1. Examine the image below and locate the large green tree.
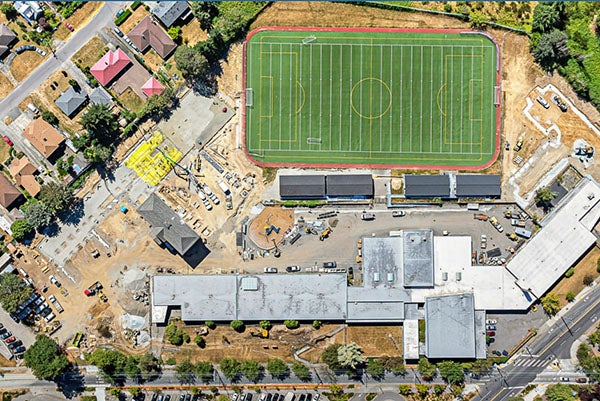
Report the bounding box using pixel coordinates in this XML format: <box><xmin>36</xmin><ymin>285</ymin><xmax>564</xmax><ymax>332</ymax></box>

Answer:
<box><xmin>174</xmin><ymin>46</ymin><xmax>209</xmax><ymax>81</ymax></box>
<box><xmin>175</xmin><ymin>359</ymin><xmax>196</xmax><ymax>383</ymax></box>
<box><xmin>143</xmin><ymin>88</ymin><xmax>177</xmax><ymax>121</ymax></box>
<box><xmin>437</xmin><ymin>361</ymin><xmax>465</xmax><ymax>384</ymax></box>
<box><xmin>11</xmin><ymin>219</ymin><xmax>34</xmax><ymax>242</ymax></box>
<box><xmin>545</xmin><ymin>383</ymin><xmax>576</xmax><ymax>401</ymax></box>
<box><xmin>220</xmin><ymin>358</ymin><xmax>241</xmax><ymax>380</ymax></box>
<box><xmin>138</xmin><ymin>353</ymin><xmax>160</xmax><ymax>380</ymax></box>
<box><xmin>80</xmin><ymin>104</ymin><xmax>118</xmax><ymax>145</ymax></box>
<box><xmin>337</xmin><ymin>342</ymin><xmax>366</xmax><ymax>370</ymax></box>
<box><xmin>86</xmin><ymin>348</ymin><xmax>128</xmax><ymax>383</ymax></box>
<box><xmin>0</xmin><ymin>273</ymin><xmax>32</xmax><ymax>313</ymax></box>
<box><xmin>533</xmin><ymin>30</ymin><xmax>569</xmax><ymax>70</ymax></box>
<box><xmin>24</xmin><ymin>335</ymin><xmax>70</xmax><ymax>380</ymax></box>
<box><xmin>321</xmin><ymin>344</ymin><xmax>342</xmax><ymax>371</ymax></box>
<box><xmin>291</xmin><ymin>361</ymin><xmax>310</xmax><ymax>381</ymax></box>
<box><xmin>532</xmin><ymin>2</ymin><xmax>561</xmax><ymax>33</ymax></box>
<box><xmin>83</xmin><ymin>144</ymin><xmax>112</xmax><ymax>164</ymax></box>
<box><xmin>541</xmin><ymin>293</ymin><xmax>561</xmax><ymax>316</ymax></box>
<box><xmin>240</xmin><ymin>360</ymin><xmax>262</xmax><ymax>382</ymax></box>
<box><xmin>366</xmin><ymin>359</ymin><xmax>384</xmax><ymax>379</ymax></box>
<box><xmin>0</xmin><ymin>3</ymin><xmax>16</xmax><ymax>20</ymax></box>
<box><xmin>195</xmin><ymin>360</ymin><xmax>214</xmax><ymax>383</ymax></box>
<box><xmin>40</xmin><ymin>182</ymin><xmax>74</xmax><ymax>213</ymax></box>
<box><xmin>266</xmin><ymin>358</ymin><xmax>288</xmax><ymax>379</ymax></box>
<box><xmin>418</xmin><ymin>357</ymin><xmax>436</xmax><ymax>381</ymax></box>
<box><xmin>23</xmin><ymin>201</ymin><xmax>53</xmax><ymax>230</ymax></box>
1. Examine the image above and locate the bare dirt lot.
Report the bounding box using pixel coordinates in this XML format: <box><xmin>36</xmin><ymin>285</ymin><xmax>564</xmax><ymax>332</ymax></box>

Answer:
<box><xmin>0</xmin><ymin>72</ymin><xmax>14</xmax><ymax>100</ymax></box>
<box><xmin>71</xmin><ymin>36</ymin><xmax>108</xmax><ymax>70</ymax></box>
<box><xmin>248</xmin><ymin>206</ymin><xmax>294</xmax><ymax>250</ymax></box>
<box><xmin>550</xmin><ymin>246</ymin><xmax>600</xmax><ymax>308</ymax></box>
<box><xmin>346</xmin><ymin>325</ymin><xmax>402</xmax><ymax>357</ymax></box>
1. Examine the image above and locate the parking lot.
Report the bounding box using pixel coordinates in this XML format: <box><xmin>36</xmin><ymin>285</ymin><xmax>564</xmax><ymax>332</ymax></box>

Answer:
<box><xmin>140</xmin><ymin>390</ymin><xmax>324</xmax><ymax>401</ymax></box>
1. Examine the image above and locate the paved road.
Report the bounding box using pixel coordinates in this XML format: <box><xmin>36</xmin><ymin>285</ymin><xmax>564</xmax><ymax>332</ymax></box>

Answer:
<box><xmin>0</xmin><ymin>2</ymin><xmax>124</xmax><ymax>118</ymax></box>
<box><xmin>474</xmin><ymin>283</ymin><xmax>600</xmax><ymax>401</ymax></box>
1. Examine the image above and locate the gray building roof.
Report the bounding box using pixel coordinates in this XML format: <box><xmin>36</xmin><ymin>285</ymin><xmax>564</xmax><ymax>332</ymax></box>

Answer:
<box><xmin>152</xmin><ymin>273</ymin><xmax>347</xmax><ymax>323</ymax></box>
<box><xmin>138</xmin><ymin>193</ymin><xmax>200</xmax><ymax>255</ymax></box>
<box><xmin>326</xmin><ymin>175</ymin><xmax>373</xmax><ymax>197</ymax></box>
<box><xmin>403</xmin><ymin>229</ymin><xmax>434</xmax><ymax>287</ymax></box>
<box><xmin>404</xmin><ymin>175</ymin><xmax>450</xmax><ymax>198</ymax></box>
<box><xmin>455</xmin><ymin>175</ymin><xmax>501</xmax><ymax>198</ymax></box>
<box><xmin>362</xmin><ymin>237</ymin><xmax>403</xmax><ymax>288</ymax></box>
<box><xmin>425</xmin><ymin>293</ymin><xmax>477</xmax><ymax>359</ymax></box>
<box><xmin>152</xmin><ymin>1</ymin><xmax>190</xmax><ymax>28</ymax></box>
<box><xmin>279</xmin><ymin>175</ymin><xmax>325</xmax><ymax>199</ymax></box>
<box><xmin>55</xmin><ymin>87</ymin><xmax>87</xmax><ymax>117</ymax></box>
<box><xmin>89</xmin><ymin>87</ymin><xmax>113</xmax><ymax>106</ymax></box>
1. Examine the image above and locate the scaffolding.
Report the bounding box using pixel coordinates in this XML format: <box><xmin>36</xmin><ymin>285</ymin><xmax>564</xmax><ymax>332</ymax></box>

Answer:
<box><xmin>124</xmin><ymin>131</ymin><xmax>182</xmax><ymax>186</ymax></box>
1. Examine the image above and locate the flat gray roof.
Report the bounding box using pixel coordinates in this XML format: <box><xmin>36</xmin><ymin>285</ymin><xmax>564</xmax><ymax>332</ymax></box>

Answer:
<box><xmin>362</xmin><ymin>237</ymin><xmax>403</xmax><ymax>288</ymax></box>
<box><xmin>455</xmin><ymin>175</ymin><xmax>501</xmax><ymax>198</ymax></box>
<box><xmin>404</xmin><ymin>175</ymin><xmax>450</xmax><ymax>198</ymax></box>
<box><xmin>403</xmin><ymin>230</ymin><xmax>434</xmax><ymax>288</ymax></box>
<box><xmin>425</xmin><ymin>293</ymin><xmax>476</xmax><ymax>359</ymax></box>
<box><xmin>279</xmin><ymin>175</ymin><xmax>325</xmax><ymax>199</ymax></box>
<box><xmin>326</xmin><ymin>175</ymin><xmax>373</xmax><ymax>197</ymax></box>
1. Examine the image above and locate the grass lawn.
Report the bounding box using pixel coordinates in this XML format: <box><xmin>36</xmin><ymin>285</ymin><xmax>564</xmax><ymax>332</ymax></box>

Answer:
<box><xmin>0</xmin><ymin>72</ymin><xmax>14</xmax><ymax>100</ymax></box>
<box><xmin>67</xmin><ymin>2</ymin><xmax>103</xmax><ymax>29</ymax></box>
<box><xmin>0</xmin><ymin>140</ymin><xmax>11</xmax><ymax>164</ymax></box>
<box><xmin>118</xmin><ymin>6</ymin><xmax>149</xmax><ymax>33</ymax></box>
<box><xmin>10</xmin><ymin>51</ymin><xmax>44</xmax><ymax>82</ymax></box>
<box><xmin>245</xmin><ymin>28</ymin><xmax>498</xmax><ymax>168</ymax></box>
<box><xmin>118</xmin><ymin>87</ymin><xmax>145</xmax><ymax>114</ymax></box>
<box><xmin>181</xmin><ymin>20</ymin><xmax>207</xmax><ymax>47</ymax></box>
<box><xmin>71</xmin><ymin>36</ymin><xmax>108</xmax><ymax>70</ymax></box>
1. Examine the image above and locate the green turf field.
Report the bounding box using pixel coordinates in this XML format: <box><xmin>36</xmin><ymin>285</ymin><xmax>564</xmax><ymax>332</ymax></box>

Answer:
<box><xmin>245</xmin><ymin>29</ymin><xmax>498</xmax><ymax>168</ymax></box>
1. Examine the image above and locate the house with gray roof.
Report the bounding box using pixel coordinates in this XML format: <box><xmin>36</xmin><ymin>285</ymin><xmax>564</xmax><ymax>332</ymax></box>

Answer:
<box><xmin>152</xmin><ymin>1</ymin><xmax>191</xmax><ymax>28</ymax></box>
<box><xmin>89</xmin><ymin>87</ymin><xmax>113</xmax><ymax>106</ymax></box>
<box><xmin>0</xmin><ymin>24</ymin><xmax>17</xmax><ymax>59</ymax></box>
<box><xmin>55</xmin><ymin>87</ymin><xmax>87</xmax><ymax>118</ymax></box>
<box><xmin>138</xmin><ymin>193</ymin><xmax>200</xmax><ymax>255</ymax></box>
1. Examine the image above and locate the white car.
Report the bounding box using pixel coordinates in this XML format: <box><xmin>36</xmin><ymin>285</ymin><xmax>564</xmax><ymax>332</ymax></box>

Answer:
<box><xmin>44</xmin><ymin>312</ymin><xmax>56</xmax><ymax>322</ymax></box>
<box><xmin>49</xmin><ymin>275</ymin><xmax>61</xmax><ymax>287</ymax></box>
<box><xmin>392</xmin><ymin>211</ymin><xmax>406</xmax><ymax>217</ymax></box>
<box><xmin>264</xmin><ymin>267</ymin><xmax>278</xmax><ymax>273</ymax></box>
<box><xmin>486</xmin><ymin>319</ymin><xmax>497</xmax><ymax>325</ymax></box>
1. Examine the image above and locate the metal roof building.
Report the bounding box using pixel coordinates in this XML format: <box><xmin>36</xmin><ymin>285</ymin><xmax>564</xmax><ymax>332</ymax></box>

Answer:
<box><xmin>326</xmin><ymin>175</ymin><xmax>373</xmax><ymax>198</ymax></box>
<box><xmin>279</xmin><ymin>175</ymin><xmax>325</xmax><ymax>199</ymax></box>
<box><xmin>425</xmin><ymin>293</ymin><xmax>482</xmax><ymax>359</ymax></box>
<box><xmin>455</xmin><ymin>175</ymin><xmax>501</xmax><ymax>198</ymax></box>
<box><xmin>403</xmin><ymin>230</ymin><xmax>434</xmax><ymax>287</ymax></box>
<box><xmin>404</xmin><ymin>175</ymin><xmax>450</xmax><ymax>198</ymax></box>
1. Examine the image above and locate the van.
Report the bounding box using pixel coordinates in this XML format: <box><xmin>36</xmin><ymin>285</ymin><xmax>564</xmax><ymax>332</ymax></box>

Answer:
<box><xmin>18</xmin><ymin>268</ymin><xmax>28</xmax><ymax>277</ymax></box>
<box><xmin>27</xmin><ymin>103</ymin><xmax>39</xmax><ymax>114</ymax></box>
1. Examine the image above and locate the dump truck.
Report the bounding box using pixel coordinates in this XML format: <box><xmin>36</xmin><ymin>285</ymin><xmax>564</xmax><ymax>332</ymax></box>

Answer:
<box><xmin>48</xmin><ymin>294</ymin><xmax>64</xmax><ymax>313</ymax></box>
<box><xmin>474</xmin><ymin>214</ymin><xmax>488</xmax><ymax>221</ymax></box>
<box><xmin>84</xmin><ymin>281</ymin><xmax>103</xmax><ymax>296</ymax></box>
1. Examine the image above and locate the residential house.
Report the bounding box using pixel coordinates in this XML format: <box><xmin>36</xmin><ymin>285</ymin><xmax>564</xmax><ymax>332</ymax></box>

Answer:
<box><xmin>55</xmin><ymin>87</ymin><xmax>88</xmax><ymax>118</ymax></box>
<box><xmin>141</xmin><ymin>76</ymin><xmax>164</xmax><ymax>97</ymax></box>
<box><xmin>0</xmin><ymin>24</ymin><xmax>17</xmax><ymax>59</ymax></box>
<box><xmin>89</xmin><ymin>86</ymin><xmax>113</xmax><ymax>106</ymax></box>
<box><xmin>128</xmin><ymin>16</ymin><xmax>177</xmax><ymax>59</ymax></box>
<box><xmin>151</xmin><ymin>1</ymin><xmax>191</xmax><ymax>28</ymax></box>
<box><xmin>9</xmin><ymin>156</ymin><xmax>40</xmax><ymax>197</ymax></box>
<box><xmin>22</xmin><ymin>119</ymin><xmax>65</xmax><ymax>162</ymax></box>
<box><xmin>90</xmin><ymin>49</ymin><xmax>132</xmax><ymax>87</ymax></box>
<box><xmin>13</xmin><ymin>1</ymin><xmax>43</xmax><ymax>24</ymax></box>
<box><xmin>0</xmin><ymin>174</ymin><xmax>24</xmax><ymax>210</ymax></box>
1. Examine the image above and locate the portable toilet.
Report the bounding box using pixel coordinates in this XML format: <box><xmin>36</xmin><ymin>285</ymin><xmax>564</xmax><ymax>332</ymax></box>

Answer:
<box><xmin>120</xmin><ymin>205</ymin><xmax>128</xmax><ymax>214</ymax></box>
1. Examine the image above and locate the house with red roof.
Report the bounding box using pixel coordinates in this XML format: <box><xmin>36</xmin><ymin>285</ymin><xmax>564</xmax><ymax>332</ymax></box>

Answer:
<box><xmin>90</xmin><ymin>49</ymin><xmax>132</xmax><ymax>87</ymax></box>
<box><xmin>141</xmin><ymin>77</ymin><xmax>164</xmax><ymax>97</ymax></box>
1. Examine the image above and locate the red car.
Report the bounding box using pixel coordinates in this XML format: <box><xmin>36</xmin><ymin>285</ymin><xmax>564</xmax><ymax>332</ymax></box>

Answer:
<box><xmin>3</xmin><ymin>136</ymin><xmax>13</xmax><ymax>146</ymax></box>
<box><xmin>5</xmin><ymin>336</ymin><xmax>16</xmax><ymax>343</ymax></box>
<box><xmin>64</xmin><ymin>22</ymin><xmax>74</xmax><ymax>32</ymax></box>
<box><xmin>486</xmin><ymin>331</ymin><xmax>496</xmax><ymax>337</ymax></box>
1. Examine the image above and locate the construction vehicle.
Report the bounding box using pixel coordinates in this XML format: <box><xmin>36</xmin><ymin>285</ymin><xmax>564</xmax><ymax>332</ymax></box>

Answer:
<box><xmin>506</xmin><ymin>233</ymin><xmax>521</xmax><ymax>243</ymax></box>
<box><xmin>576</xmin><ymin>146</ymin><xmax>594</xmax><ymax>158</ymax></box>
<box><xmin>504</xmin><ymin>209</ymin><xmax>513</xmax><ymax>219</ymax></box>
<box><xmin>98</xmin><ymin>291</ymin><xmax>108</xmax><ymax>302</ymax></box>
<box><xmin>474</xmin><ymin>214</ymin><xmax>488</xmax><ymax>221</ymax></box>
<box><xmin>84</xmin><ymin>281</ymin><xmax>103</xmax><ymax>296</ymax></box>
<box><xmin>510</xmin><ymin>219</ymin><xmax>526</xmax><ymax>227</ymax></box>
<box><xmin>357</xmin><ymin>238</ymin><xmax>362</xmax><ymax>249</ymax></box>
<box><xmin>72</xmin><ymin>332</ymin><xmax>84</xmax><ymax>347</ymax></box>
<box><xmin>514</xmin><ymin>136</ymin><xmax>524</xmax><ymax>152</ymax></box>
<box><xmin>249</xmin><ymin>329</ymin><xmax>269</xmax><ymax>339</ymax></box>
<box><xmin>319</xmin><ymin>227</ymin><xmax>332</xmax><ymax>241</ymax></box>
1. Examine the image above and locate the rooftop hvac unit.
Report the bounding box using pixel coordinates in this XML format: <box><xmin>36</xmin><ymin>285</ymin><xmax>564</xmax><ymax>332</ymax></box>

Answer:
<box><xmin>442</xmin><ymin>272</ymin><xmax>448</xmax><ymax>281</ymax></box>
<box><xmin>456</xmin><ymin>272</ymin><xmax>462</xmax><ymax>281</ymax></box>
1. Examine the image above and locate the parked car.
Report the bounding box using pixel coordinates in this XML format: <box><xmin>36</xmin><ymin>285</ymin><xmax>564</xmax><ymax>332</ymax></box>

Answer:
<box><xmin>64</xmin><ymin>22</ymin><xmax>74</xmax><ymax>32</ymax></box>
<box><xmin>34</xmin><ymin>302</ymin><xmax>49</xmax><ymax>314</ymax></box>
<box><xmin>35</xmin><ymin>48</ymin><xmax>46</xmax><ymax>56</ymax></box>
<box><xmin>576</xmin><ymin>378</ymin><xmax>587</xmax><ymax>383</ymax></box>
<box><xmin>5</xmin><ymin>336</ymin><xmax>16</xmax><ymax>343</ymax></box>
<box><xmin>348</xmin><ymin>266</ymin><xmax>354</xmax><ymax>279</ymax></box>
<box><xmin>502</xmin><ymin>350</ymin><xmax>509</xmax><ymax>356</ymax></box>
<box><xmin>286</xmin><ymin>266</ymin><xmax>301</xmax><ymax>272</ymax></box>
<box><xmin>44</xmin><ymin>312</ymin><xmax>56</xmax><ymax>322</ymax></box>
<box><xmin>113</xmin><ymin>27</ymin><xmax>124</xmax><ymax>37</ymax></box>
<box><xmin>486</xmin><ymin>319</ymin><xmax>497</xmax><ymax>325</ymax></box>
<box><xmin>49</xmin><ymin>275</ymin><xmax>61</xmax><ymax>287</ymax></box>
<box><xmin>323</xmin><ymin>261</ymin><xmax>337</xmax><ymax>268</ymax></box>
<box><xmin>560</xmin><ymin>377</ymin><xmax>570</xmax><ymax>382</ymax></box>
<box><xmin>178</xmin><ymin>394</ymin><xmax>185</xmax><ymax>401</ymax></box>
<box><xmin>0</xmin><ymin>331</ymin><xmax>11</xmax><ymax>340</ymax></box>
<box><xmin>3</xmin><ymin>136</ymin><xmax>13</xmax><ymax>146</ymax></box>
<box><xmin>231</xmin><ymin>394</ymin><xmax>239</xmax><ymax>401</ymax></box>
<box><xmin>264</xmin><ymin>267</ymin><xmax>278</xmax><ymax>273</ymax></box>
<box><xmin>536</xmin><ymin>96</ymin><xmax>550</xmax><ymax>109</ymax></box>
<box><xmin>491</xmin><ymin>350</ymin><xmax>501</xmax><ymax>356</ymax></box>
<box><xmin>360</xmin><ymin>213</ymin><xmax>376</xmax><ymax>221</ymax></box>
<box><xmin>486</xmin><ymin>331</ymin><xmax>496</xmax><ymax>337</ymax></box>
<box><xmin>8</xmin><ymin>340</ymin><xmax>22</xmax><ymax>350</ymax></box>
<box><xmin>392</xmin><ymin>210</ymin><xmax>406</xmax><ymax>217</ymax></box>
<box><xmin>13</xmin><ymin>345</ymin><xmax>25</xmax><ymax>354</ymax></box>
<box><xmin>486</xmin><ymin>325</ymin><xmax>497</xmax><ymax>331</ymax></box>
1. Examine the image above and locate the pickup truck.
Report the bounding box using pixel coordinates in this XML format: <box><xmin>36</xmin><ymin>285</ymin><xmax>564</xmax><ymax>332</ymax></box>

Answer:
<box><xmin>489</xmin><ymin>216</ymin><xmax>504</xmax><ymax>233</ymax></box>
<box><xmin>48</xmin><ymin>294</ymin><xmax>64</xmax><ymax>313</ymax></box>
<box><xmin>510</xmin><ymin>219</ymin><xmax>526</xmax><ymax>227</ymax></box>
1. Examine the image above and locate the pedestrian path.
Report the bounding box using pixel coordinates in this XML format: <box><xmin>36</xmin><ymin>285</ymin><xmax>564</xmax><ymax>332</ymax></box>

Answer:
<box><xmin>511</xmin><ymin>356</ymin><xmax>549</xmax><ymax>368</ymax></box>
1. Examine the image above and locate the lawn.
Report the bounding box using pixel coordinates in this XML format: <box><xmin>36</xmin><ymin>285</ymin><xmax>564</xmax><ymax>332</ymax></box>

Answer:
<box><xmin>118</xmin><ymin>87</ymin><xmax>145</xmax><ymax>114</ymax></box>
<box><xmin>71</xmin><ymin>36</ymin><xmax>108</xmax><ymax>70</ymax></box>
<box><xmin>181</xmin><ymin>19</ymin><xmax>207</xmax><ymax>47</ymax></box>
<box><xmin>10</xmin><ymin>51</ymin><xmax>44</xmax><ymax>82</ymax></box>
<box><xmin>0</xmin><ymin>72</ymin><xmax>14</xmax><ymax>100</ymax></box>
<box><xmin>245</xmin><ymin>28</ymin><xmax>499</xmax><ymax>169</ymax></box>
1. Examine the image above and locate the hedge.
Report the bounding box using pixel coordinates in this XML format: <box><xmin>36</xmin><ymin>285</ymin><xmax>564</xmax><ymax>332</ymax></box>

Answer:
<box><xmin>131</xmin><ymin>1</ymin><xmax>142</xmax><ymax>10</ymax></box>
<box><xmin>115</xmin><ymin>9</ymin><xmax>132</xmax><ymax>26</ymax></box>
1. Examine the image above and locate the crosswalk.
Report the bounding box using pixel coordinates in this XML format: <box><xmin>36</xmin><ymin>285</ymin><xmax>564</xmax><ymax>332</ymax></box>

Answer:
<box><xmin>511</xmin><ymin>357</ymin><xmax>549</xmax><ymax>368</ymax></box>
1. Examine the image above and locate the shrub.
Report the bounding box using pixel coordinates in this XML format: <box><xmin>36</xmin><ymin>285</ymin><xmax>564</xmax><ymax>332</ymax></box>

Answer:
<box><xmin>284</xmin><ymin>320</ymin><xmax>299</xmax><ymax>329</ymax></box>
<box><xmin>312</xmin><ymin>320</ymin><xmax>322</xmax><ymax>329</ymax></box>
<box><xmin>205</xmin><ymin>321</ymin><xmax>216</xmax><ymax>330</ymax></box>
<box><xmin>564</xmin><ymin>267</ymin><xmax>575</xmax><ymax>278</ymax></box>
<box><xmin>259</xmin><ymin>320</ymin><xmax>272</xmax><ymax>330</ymax></box>
<box><xmin>194</xmin><ymin>335</ymin><xmax>206</xmax><ymax>348</ymax></box>
<box><xmin>566</xmin><ymin>292</ymin><xmax>575</xmax><ymax>302</ymax></box>
<box><xmin>583</xmin><ymin>274</ymin><xmax>594</xmax><ymax>286</ymax></box>
<box><xmin>165</xmin><ymin>358</ymin><xmax>176</xmax><ymax>365</ymax></box>
<box><xmin>131</xmin><ymin>1</ymin><xmax>142</xmax><ymax>10</ymax></box>
<box><xmin>230</xmin><ymin>320</ymin><xmax>245</xmax><ymax>332</ymax></box>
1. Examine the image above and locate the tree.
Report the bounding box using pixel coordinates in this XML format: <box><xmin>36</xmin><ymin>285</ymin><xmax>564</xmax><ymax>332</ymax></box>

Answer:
<box><xmin>312</xmin><ymin>320</ymin><xmax>322</xmax><ymax>329</ymax></box>
<box><xmin>533</xmin><ymin>30</ymin><xmax>569</xmax><ymax>70</ymax></box>
<box><xmin>84</xmin><ymin>144</ymin><xmax>112</xmax><ymax>164</ymax></box>
<box><xmin>85</xmin><ymin>349</ymin><xmax>127</xmax><ymax>383</ymax></box>
<box><xmin>174</xmin><ymin>46</ymin><xmax>209</xmax><ymax>81</ymax></box>
<box><xmin>329</xmin><ymin>384</ymin><xmax>343</xmax><ymax>398</ymax></box>
<box><xmin>366</xmin><ymin>359</ymin><xmax>384</xmax><ymax>379</ymax></box>
<box><xmin>566</xmin><ymin>291</ymin><xmax>575</xmax><ymax>302</ymax></box>
<box><xmin>240</xmin><ymin>360</ymin><xmax>262</xmax><ymax>382</ymax></box>
<box><xmin>0</xmin><ymin>273</ymin><xmax>32</xmax><ymax>314</ymax></box>
<box><xmin>165</xmin><ymin>323</ymin><xmax>184</xmax><ymax>346</ymax></box>
<box><xmin>230</xmin><ymin>320</ymin><xmax>244</xmax><ymax>332</ymax></box>
<box><xmin>138</xmin><ymin>353</ymin><xmax>160</xmax><ymax>380</ymax></box>
<box><xmin>589</xmin><ymin>327</ymin><xmax>600</xmax><ymax>346</ymax></box>
<box><xmin>284</xmin><ymin>320</ymin><xmax>299</xmax><ymax>329</ymax></box>
<box><xmin>175</xmin><ymin>359</ymin><xmax>196</xmax><ymax>383</ymax></box>
<box><xmin>129</xmin><ymin>387</ymin><xmax>141</xmax><ymax>398</ymax></box>
<box><xmin>143</xmin><ymin>88</ymin><xmax>177</xmax><ymax>120</ymax></box>
<box><xmin>545</xmin><ymin>383</ymin><xmax>576</xmax><ymax>401</ymax></box>
<box><xmin>398</xmin><ymin>384</ymin><xmax>412</xmax><ymax>396</ymax></box>
<box><xmin>205</xmin><ymin>321</ymin><xmax>216</xmax><ymax>329</ymax></box>
<box><xmin>72</xmin><ymin>132</ymin><xmax>92</xmax><ymax>150</ymax></box>
<box><xmin>23</xmin><ymin>201</ymin><xmax>53</xmax><ymax>230</ymax></box>
<box><xmin>219</xmin><ymin>358</ymin><xmax>241</xmax><ymax>380</ymax></box>
<box><xmin>24</xmin><ymin>335</ymin><xmax>70</xmax><ymax>380</ymax></box>
<box><xmin>0</xmin><ymin>3</ymin><xmax>16</xmax><ymax>20</ymax></box>
<box><xmin>433</xmin><ymin>384</ymin><xmax>445</xmax><ymax>396</ymax></box>
<box><xmin>266</xmin><ymin>358</ymin><xmax>288</xmax><ymax>379</ymax></box>
<box><xmin>11</xmin><ymin>219</ymin><xmax>34</xmax><ymax>242</ymax></box>
<box><xmin>437</xmin><ymin>361</ymin><xmax>465</xmax><ymax>384</ymax></box>
<box><xmin>418</xmin><ymin>357</ymin><xmax>436</xmax><ymax>381</ymax></box>
<box><xmin>291</xmin><ymin>361</ymin><xmax>310</xmax><ymax>380</ymax></box>
<box><xmin>321</xmin><ymin>344</ymin><xmax>342</xmax><ymax>370</ymax></box>
<box><xmin>167</xmin><ymin>26</ymin><xmax>182</xmax><ymax>42</ymax></box>
<box><xmin>195</xmin><ymin>360</ymin><xmax>213</xmax><ymax>383</ymax></box>
<box><xmin>584</xmin><ymin>274</ymin><xmax>594</xmax><ymax>286</ymax></box>
<box><xmin>541</xmin><ymin>293</ymin><xmax>561</xmax><ymax>315</ymax></box>
<box><xmin>469</xmin><ymin>11</ymin><xmax>486</xmax><ymax>28</ymax></box>
<box><xmin>190</xmin><ymin>2</ymin><xmax>217</xmax><ymax>30</ymax></box>
<box><xmin>337</xmin><ymin>342</ymin><xmax>366</xmax><ymax>370</ymax></box>
<box><xmin>532</xmin><ymin>2</ymin><xmax>560</xmax><ymax>33</ymax></box>
<box><xmin>41</xmin><ymin>110</ymin><xmax>58</xmax><ymax>126</ymax></box>
<box><xmin>40</xmin><ymin>182</ymin><xmax>73</xmax><ymax>213</ymax></box>
<box><xmin>80</xmin><ymin>104</ymin><xmax>118</xmax><ymax>144</ymax></box>
<box><xmin>381</xmin><ymin>356</ymin><xmax>406</xmax><ymax>375</ymax></box>
<box><xmin>124</xmin><ymin>355</ymin><xmax>141</xmax><ymax>379</ymax></box>
<box><xmin>194</xmin><ymin>335</ymin><xmax>206</xmax><ymax>348</ymax></box>
<box><xmin>415</xmin><ymin>384</ymin><xmax>429</xmax><ymax>397</ymax></box>
<box><xmin>259</xmin><ymin>320</ymin><xmax>272</xmax><ymax>330</ymax></box>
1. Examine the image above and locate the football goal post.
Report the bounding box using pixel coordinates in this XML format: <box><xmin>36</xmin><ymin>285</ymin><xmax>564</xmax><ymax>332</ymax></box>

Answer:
<box><xmin>302</xmin><ymin>36</ymin><xmax>317</xmax><ymax>45</ymax></box>
<box><xmin>307</xmin><ymin>137</ymin><xmax>322</xmax><ymax>145</ymax></box>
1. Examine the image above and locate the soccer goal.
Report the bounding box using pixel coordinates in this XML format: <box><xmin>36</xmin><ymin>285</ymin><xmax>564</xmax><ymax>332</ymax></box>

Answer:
<box><xmin>307</xmin><ymin>137</ymin><xmax>322</xmax><ymax>145</ymax></box>
<box><xmin>302</xmin><ymin>36</ymin><xmax>317</xmax><ymax>45</ymax></box>
<box><xmin>246</xmin><ymin>88</ymin><xmax>254</xmax><ymax>107</ymax></box>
